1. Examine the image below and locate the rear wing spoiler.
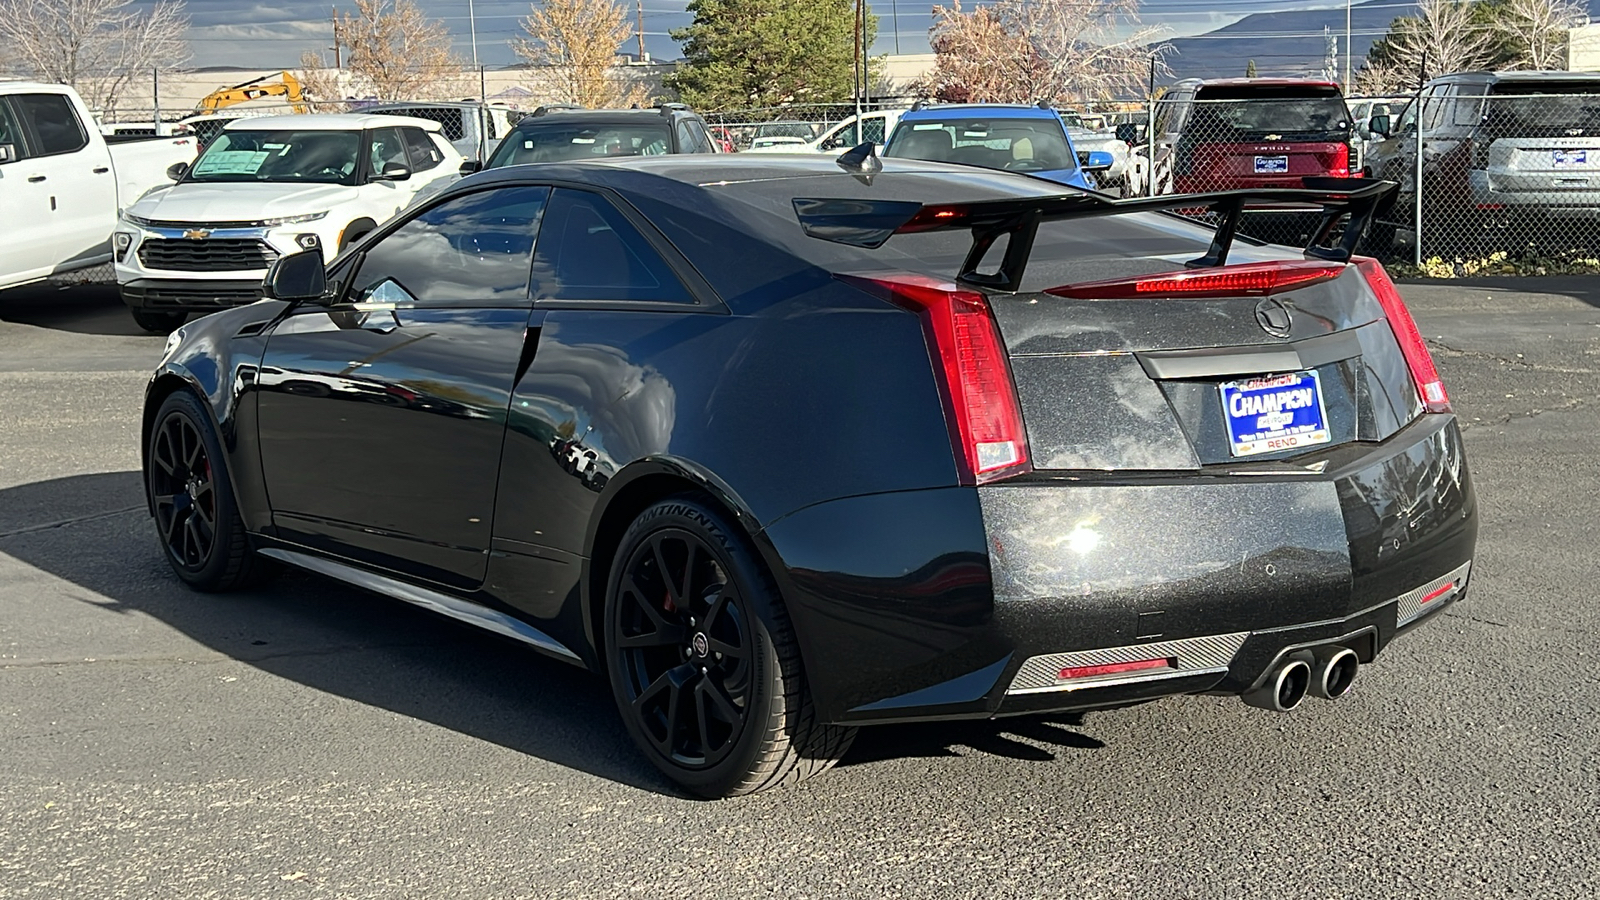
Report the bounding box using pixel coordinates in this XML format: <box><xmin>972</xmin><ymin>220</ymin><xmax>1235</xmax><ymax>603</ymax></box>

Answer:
<box><xmin>792</xmin><ymin>177</ymin><xmax>1398</xmax><ymax>292</ymax></box>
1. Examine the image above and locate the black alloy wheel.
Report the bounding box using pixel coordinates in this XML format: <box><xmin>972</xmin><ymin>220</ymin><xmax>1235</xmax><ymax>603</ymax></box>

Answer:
<box><xmin>605</xmin><ymin>498</ymin><xmax>855</xmax><ymax>798</ymax></box>
<box><xmin>145</xmin><ymin>391</ymin><xmax>272</xmax><ymax>591</ymax></box>
<box><xmin>150</xmin><ymin>409</ymin><xmax>217</xmax><ymax>570</ymax></box>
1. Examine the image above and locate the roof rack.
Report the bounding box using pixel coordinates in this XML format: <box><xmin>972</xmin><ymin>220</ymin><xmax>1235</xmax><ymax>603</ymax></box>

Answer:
<box><xmin>531</xmin><ymin>104</ymin><xmax>583</xmax><ymax>117</ymax></box>
<box><xmin>655</xmin><ymin>102</ymin><xmax>689</xmax><ymax>117</ymax></box>
<box><xmin>792</xmin><ymin>178</ymin><xmax>1398</xmax><ymax>292</ymax></box>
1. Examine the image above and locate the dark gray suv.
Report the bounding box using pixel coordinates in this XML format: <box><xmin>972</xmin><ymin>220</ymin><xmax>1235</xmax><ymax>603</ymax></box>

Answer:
<box><xmin>469</xmin><ymin>104</ymin><xmax>718</xmax><ymax>173</ymax></box>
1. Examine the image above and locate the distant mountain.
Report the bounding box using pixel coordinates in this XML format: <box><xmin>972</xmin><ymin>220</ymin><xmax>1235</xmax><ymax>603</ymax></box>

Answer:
<box><xmin>1155</xmin><ymin>0</ymin><xmax>1600</xmax><ymax>85</ymax></box>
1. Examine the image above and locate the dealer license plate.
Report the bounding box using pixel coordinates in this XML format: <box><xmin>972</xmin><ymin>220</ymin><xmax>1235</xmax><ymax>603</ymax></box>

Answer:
<box><xmin>1254</xmin><ymin>155</ymin><xmax>1289</xmax><ymax>174</ymax></box>
<box><xmin>1220</xmin><ymin>371</ymin><xmax>1331</xmax><ymax>457</ymax></box>
<box><xmin>1552</xmin><ymin>149</ymin><xmax>1589</xmax><ymax>168</ymax></box>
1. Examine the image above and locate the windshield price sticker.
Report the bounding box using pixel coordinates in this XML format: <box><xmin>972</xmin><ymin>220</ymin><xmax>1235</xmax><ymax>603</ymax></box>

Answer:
<box><xmin>1220</xmin><ymin>371</ymin><xmax>1331</xmax><ymax>457</ymax></box>
<box><xmin>192</xmin><ymin>150</ymin><xmax>270</xmax><ymax>176</ymax></box>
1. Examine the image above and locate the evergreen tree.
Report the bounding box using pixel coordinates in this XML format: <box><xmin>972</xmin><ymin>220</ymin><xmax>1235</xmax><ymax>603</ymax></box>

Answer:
<box><xmin>667</xmin><ymin>0</ymin><xmax>874</xmax><ymax>109</ymax></box>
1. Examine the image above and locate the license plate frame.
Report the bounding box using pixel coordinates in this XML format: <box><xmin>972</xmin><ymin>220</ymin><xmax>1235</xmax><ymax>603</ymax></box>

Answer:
<box><xmin>1254</xmin><ymin>155</ymin><xmax>1289</xmax><ymax>174</ymax></box>
<box><xmin>1219</xmin><ymin>370</ymin><xmax>1331</xmax><ymax>458</ymax></box>
<box><xmin>1552</xmin><ymin>149</ymin><xmax>1589</xmax><ymax>168</ymax></box>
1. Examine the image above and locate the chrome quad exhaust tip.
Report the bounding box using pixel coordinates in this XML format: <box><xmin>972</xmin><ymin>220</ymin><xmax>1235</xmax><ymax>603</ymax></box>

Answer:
<box><xmin>1241</xmin><ymin>658</ymin><xmax>1312</xmax><ymax>712</ymax></box>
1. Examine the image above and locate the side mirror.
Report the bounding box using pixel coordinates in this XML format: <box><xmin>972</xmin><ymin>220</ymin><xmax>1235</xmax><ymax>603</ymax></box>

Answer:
<box><xmin>458</xmin><ymin>159</ymin><xmax>484</xmax><ymax>176</ymax></box>
<box><xmin>1114</xmin><ymin>123</ymin><xmax>1140</xmax><ymax>145</ymax></box>
<box><xmin>0</xmin><ymin>143</ymin><xmax>17</xmax><ymax>164</ymax></box>
<box><xmin>166</xmin><ymin>161</ymin><xmax>189</xmax><ymax>181</ymax></box>
<box><xmin>1369</xmin><ymin>115</ymin><xmax>1391</xmax><ymax>138</ymax></box>
<box><xmin>1082</xmin><ymin>151</ymin><xmax>1115</xmax><ymax>173</ymax></box>
<box><xmin>374</xmin><ymin>163</ymin><xmax>411</xmax><ymax>182</ymax></box>
<box><xmin>263</xmin><ymin>249</ymin><xmax>328</xmax><ymax>303</ymax></box>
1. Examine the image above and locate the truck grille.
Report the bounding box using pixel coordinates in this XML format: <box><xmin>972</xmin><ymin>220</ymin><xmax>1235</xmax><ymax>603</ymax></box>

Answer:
<box><xmin>138</xmin><ymin>238</ymin><xmax>279</xmax><ymax>272</ymax></box>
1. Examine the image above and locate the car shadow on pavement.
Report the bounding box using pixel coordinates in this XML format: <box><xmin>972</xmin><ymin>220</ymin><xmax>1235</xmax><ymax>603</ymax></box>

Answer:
<box><xmin>0</xmin><ymin>281</ymin><xmax>156</xmax><ymax>337</ymax></box>
<box><xmin>1</xmin><ymin>470</ymin><xmax>1111</xmax><ymax>795</ymax></box>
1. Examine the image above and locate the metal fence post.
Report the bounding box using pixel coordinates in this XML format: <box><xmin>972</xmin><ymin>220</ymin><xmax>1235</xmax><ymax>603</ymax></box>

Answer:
<box><xmin>1147</xmin><ymin>57</ymin><xmax>1157</xmax><ymax>198</ymax></box>
<box><xmin>1413</xmin><ymin>52</ymin><xmax>1426</xmax><ymax>266</ymax></box>
<box><xmin>479</xmin><ymin>65</ymin><xmax>489</xmax><ymax>164</ymax></box>
<box><xmin>152</xmin><ymin>68</ymin><xmax>161</xmax><ymax>135</ymax></box>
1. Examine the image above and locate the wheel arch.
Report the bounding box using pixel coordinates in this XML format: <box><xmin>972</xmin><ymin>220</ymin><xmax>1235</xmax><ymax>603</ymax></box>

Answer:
<box><xmin>339</xmin><ymin>217</ymin><xmax>379</xmax><ymax>251</ymax></box>
<box><xmin>580</xmin><ymin>458</ymin><xmax>788</xmax><ymax>673</ymax></box>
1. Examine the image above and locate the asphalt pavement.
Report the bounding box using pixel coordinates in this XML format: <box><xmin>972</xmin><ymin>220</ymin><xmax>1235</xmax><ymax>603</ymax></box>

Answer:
<box><xmin>1</xmin><ymin>278</ymin><xmax>1596</xmax><ymax>899</ymax></box>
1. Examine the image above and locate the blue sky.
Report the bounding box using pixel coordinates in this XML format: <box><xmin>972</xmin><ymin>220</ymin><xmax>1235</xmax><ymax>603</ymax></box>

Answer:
<box><xmin>170</xmin><ymin>0</ymin><xmax>1345</xmax><ymax>68</ymax></box>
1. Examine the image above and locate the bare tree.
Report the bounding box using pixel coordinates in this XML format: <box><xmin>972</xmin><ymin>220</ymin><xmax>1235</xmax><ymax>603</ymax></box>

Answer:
<box><xmin>513</xmin><ymin>0</ymin><xmax>648</xmax><ymax>108</ymax></box>
<box><xmin>923</xmin><ymin>0</ymin><xmax>1166</xmax><ymax>104</ymax></box>
<box><xmin>336</xmin><ymin>0</ymin><xmax>465</xmax><ymax>101</ymax></box>
<box><xmin>1498</xmin><ymin>0</ymin><xmax>1586</xmax><ymax>70</ymax></box>
<box><xmin>0</xmin><ymin>0</ymin><xmax>189</xmax><ymax>115</ymax></box>
<box><xmin>1360</xmin><ymin>0</ymin><xmax>1499</xmax><ymax>93</ymax></box>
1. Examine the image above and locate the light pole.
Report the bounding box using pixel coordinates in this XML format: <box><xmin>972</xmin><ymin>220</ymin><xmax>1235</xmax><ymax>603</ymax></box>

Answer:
<box><xmin>468</xmin><ymin>0</ymin><xmax>480</xmax><ymax>68</ymax></box>
<box><xmin>1344</xmin><ymin>0</ymin><xmax>1351</xmax><ymax>90</ymax></box>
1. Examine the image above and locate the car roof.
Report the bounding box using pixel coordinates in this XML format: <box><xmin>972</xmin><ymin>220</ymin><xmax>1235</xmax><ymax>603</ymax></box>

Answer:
<box><xmin>1430</xmin><ymin>70</ymin><xmax>1600</xmax><ymax>83</ymax></box>
<box><xmin>1176</xmin><ymin>78</ymin><xmax>1340</xmax><ymax>88</ymax></box>
<box><xmin>900</xmin><ymin>104</ymin><xmax>1062</xmax><ymax>120</ymax></box>
<box><xmin>510</xmin><ymin>109</ymin><xmax>682</xmax><ymax>129</ymax></box>
<box><xmin>222</xmin><ymin>113</ymin><xmax>443</xmax><ymax>131</ymax></box>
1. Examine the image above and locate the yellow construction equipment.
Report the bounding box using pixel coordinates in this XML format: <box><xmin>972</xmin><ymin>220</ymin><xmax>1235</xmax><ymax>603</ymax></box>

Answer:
<box><xmin>195</xmin><ymin>72</ymin><xmax>309</xmax><ymax>115</ymax></box>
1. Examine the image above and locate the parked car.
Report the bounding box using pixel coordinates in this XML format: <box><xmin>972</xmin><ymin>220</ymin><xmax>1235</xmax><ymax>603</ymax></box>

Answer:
<box><xmin>1348</xmin><ymin>96</ymin><xmax>1408</xmax><ymax>170</ymax></box>
<box><xmin>114</xmin><ymin>113</ymin><xmax>462</xmax><ymax>332</ymax></box>
<box><xmin>744</xmin><ymin>110</ymin><xmax>904</xmax><ymax>154</ymax></box>
<box><xmin>882</xmin><ymin>103</ymin><xmax>1113</xmax><ymax>189</ymax></box>
<box><xmin>1151</xmin><ymin>79</ymin><xmax>1353</xmax><ymax>194</ymax></box>
<box><xmin>362</xmin><ymin>100</ymin><xmax>526</xmax><ymax>162</ymax></box>
<box><xmin>0</xmin><ymin>82</ymin><xmax>197</xmax><ymax>293</ymax></box>
<box><xmin>470</xmin><ymin>104</ymin><xmax>718</xmax><ymax>173</ymax></box>
<box><xmin>142</xmin><ymin>154</ymin><xmax>1475</xmax><ymax>798</ymax></box>
<box><xmin>1362</xmin><ymin>70</ymin><xmax>1600</xmax><ymax>253</ymax></box>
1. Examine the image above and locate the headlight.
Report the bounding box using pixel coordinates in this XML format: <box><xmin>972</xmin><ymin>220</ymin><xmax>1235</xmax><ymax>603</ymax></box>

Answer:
<box><xmin>261</xmin><ymin>211</ymin><xmax>329</xmax><ymax>227</ymax></box>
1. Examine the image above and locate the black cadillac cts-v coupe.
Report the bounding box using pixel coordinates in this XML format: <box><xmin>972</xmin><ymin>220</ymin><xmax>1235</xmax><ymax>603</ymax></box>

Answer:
<box><xmin>142</xmin><ymin>153</ymin><xmax>1477</xmax><ymax>797</ymax></box>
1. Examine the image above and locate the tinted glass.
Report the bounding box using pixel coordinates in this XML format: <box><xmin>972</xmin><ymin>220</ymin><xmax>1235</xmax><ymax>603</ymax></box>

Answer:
<box><xmin>531</xmin><ymin>189</ymin><xmax>692</xmax><ymax>303</ymax></box>
<box><xmin>350</xmin><ymin>186</ymin><xmax>549</xmax><ymax>306</ymax></box>
<box><xmin>14</xmin><ymin>93</ymin><xmax>88</xmax><ymax>155</ymax></box>
<box><xmin>488</xmin><ymin>123</ymin><xmax>671</xmax><ymax>166</ymax></box>
<box><xmin>189</xmin><ymin>130</ymin><xmax>361</xmax><ymax>184</ymax></box>
<box><xmin>886</xmin><ymin>118</ymin><xmax>1074</xmax><ymax>172</ymax></box>
<box><xmin>402</xmin><ymin>127</ymin><xmax>444</xmax><ymax>171</ymax></box>
<box><xmin>1485</xmin><ymin>82</ymin><xmax>1600</xmax><ymax>136</ymax></box>
<box><xmin>0</xmin><ymin>100</ymin><xmax>24</xmax><ymax>160</ymax></box>
<box><xmin>1185</xmin><ymin>88</ymin><xmax>1350</xmax><ymax>140</ymax></box>
<box><xmin>368</xmin><ymin>127</ymin><xmax>408</xmax><ymax>175</ymax></box>
<box><xmin>685</xmin><ymin>120</ymin><xmax>714</xmax><ymax>153</ymax></box>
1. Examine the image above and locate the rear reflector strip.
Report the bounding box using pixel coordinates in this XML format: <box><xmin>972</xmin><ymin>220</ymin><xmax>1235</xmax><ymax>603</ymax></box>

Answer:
<box><xmin>1420</xmin><ymin>583</ymin><xmax>1454</xmax><ymax>605</ymax></box>
<box><xmin>1059</xmin><ymin>658</ymin><xmax>1172</xmax><ymax>681</ymax></box>
<box><xmin>1045</xmin><ymin>260</ymin><xmax>1347</xmax><ymax>300</ymax></box>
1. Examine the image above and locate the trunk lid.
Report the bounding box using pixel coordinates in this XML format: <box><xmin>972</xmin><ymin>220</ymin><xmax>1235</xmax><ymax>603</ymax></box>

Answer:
<box><xmin>1177</xmin><ymin>140</ymin><xmax>1350</xmax><ymax>192</ymax></box>
<box><xmin>984</xmin><ymin>235</ymin><xmax>1423</xmax><ymax>472</ymax></box>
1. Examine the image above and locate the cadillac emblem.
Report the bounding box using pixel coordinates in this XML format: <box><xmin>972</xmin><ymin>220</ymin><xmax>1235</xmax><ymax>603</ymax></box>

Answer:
<box><xmin>183</xmin><ymin>229</ymin><xmax>211</xmax><ymax>240</ymax></box>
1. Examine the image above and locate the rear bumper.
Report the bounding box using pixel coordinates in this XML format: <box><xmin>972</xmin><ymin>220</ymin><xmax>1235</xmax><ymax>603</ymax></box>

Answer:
<box><xmin>1467</xmin><ymin>171</ymin><xmax>1600</xmax><ymax>214</ymax></box>
<box><xmin>765</xmin><ymin>412</ymin><xmax>1476</xmax><ymax>725</ymax></box>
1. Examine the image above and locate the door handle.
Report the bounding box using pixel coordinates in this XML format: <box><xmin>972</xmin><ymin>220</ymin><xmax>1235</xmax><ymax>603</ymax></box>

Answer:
<box><xmin>93</xmin><ymin>166</ymin><xmax>110</xmax><ymax>174</ymax></box>
<box><xmin>27</xmin><ymin>175</ymin><xmax>46</xmax><ymax>183</ymax></box>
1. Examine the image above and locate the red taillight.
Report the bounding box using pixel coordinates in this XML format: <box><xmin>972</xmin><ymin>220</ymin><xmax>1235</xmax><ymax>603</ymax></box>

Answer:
<box><xmin>1059</xmin><ymin>658</ymin><xmax>1172</xmax><ymax>681</ymax></box>
<box><xmin>1331</xmin><ymin>144</ymin><xmax>1350</xmax><ymax>178</ymax></box>
<box><xmin>1355</xmin><ymin>257</ymin><xmax>1451</xmax><ymax>413</ymax></box>
<box><xmin>839</xmin><ymin>273</ymin><xmax>1031</xmax><ymax>484</ymax></box>
<box><xmin>1045</xmin><ymin>260</ymin><xmax>1347</xmax><ymax>300</ymax></box>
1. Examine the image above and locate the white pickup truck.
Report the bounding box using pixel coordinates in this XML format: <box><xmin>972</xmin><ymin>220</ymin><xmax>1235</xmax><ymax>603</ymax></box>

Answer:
<box><xmin>0</xmin><ymin>82</ymin><xmax>197</xmax><ymax>291</ymax></box>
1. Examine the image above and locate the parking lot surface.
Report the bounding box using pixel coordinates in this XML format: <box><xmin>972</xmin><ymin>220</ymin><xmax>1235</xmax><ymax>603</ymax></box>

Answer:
<box><xmin>2</xmin><ymin>279</ymin><xmax>1597</xmax><ymax>899</ymax></box>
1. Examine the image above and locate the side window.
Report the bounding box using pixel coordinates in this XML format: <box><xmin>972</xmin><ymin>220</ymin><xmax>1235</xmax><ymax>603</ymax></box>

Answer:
<box><xmin>530</xmin><ymin>188</ymin><xmax>693</xmax><ymax>304</ymax></box>
<box><xmin>401</xmin><ymin>127</ymin><xmax>444</xmax><ymax>172</ymax></box>
<box><xmin>0</xmin><ymin>99</ymin><xmax>26</xmax><ymax>162</ymax></box>
<box><xmin>13</xmin><ymin>93</ymin><xmax>88</xmax><ymax>156</ymax></box>
<box><xmin>1452</xmin><ymin>86</ymin><xmax>1486</xmax><ymax>127</ymax></box>
<box><xmin>367</xmin><ymin>127</ymin><xmax>408</xmax><ymax>177</ymax></box>
<box><xmin>685</xmin><ymin>120</ymin><xmax>713</xmax><ymax>153</ymax></box>
<box><xmin>1396</xmin><ymin>97</ymin><xmax>1418</xmax><ymax>133</ymax></box>
<box><xmin>1420</xmin><ymin>87</ymin><xmax>1450</xmax><ymax>133</ymax></box>
<box><xmin>348</xmin><ymin>186</ymin><xmax>549</xmax><ymax>306</ymax></box>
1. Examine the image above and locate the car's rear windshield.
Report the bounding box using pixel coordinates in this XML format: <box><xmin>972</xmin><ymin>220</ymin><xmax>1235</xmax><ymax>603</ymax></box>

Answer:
<box><xmin>1482</xmin><ymin>82</ymin><xmax>1600</xmax><ymax>137</ymax></box>
<box><xmin>187</xmin><ymin>129</ymin><xmax>361</xmax><ymax>184</ymax></box>
<box><xmin>1189</xmin><ymin>86</ymin><xmax>1350</xmax><ymax>140</ymax></box>
<box><xmin>489</xmin><ymin>123</ymin><xmax>670</xmax><ymax>166</ymax></box>
<box><xmin>886</xmin><ymin>119</ymin><xmax>1074</xmax><ymax>172</ymax></box>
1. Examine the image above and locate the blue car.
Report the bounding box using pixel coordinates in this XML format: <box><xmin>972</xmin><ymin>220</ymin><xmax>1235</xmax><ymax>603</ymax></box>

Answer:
<box><xmin>883</xmin><ymin>103</ymin><xmax>1113</xmax><ymax>189</ymax></box>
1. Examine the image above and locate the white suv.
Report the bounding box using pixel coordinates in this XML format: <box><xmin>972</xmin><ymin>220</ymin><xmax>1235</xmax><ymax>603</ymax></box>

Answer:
<box><xmin>114</xmin><ymin>113</ymin><xmax>462</xmax><ymax>332</ymax></box>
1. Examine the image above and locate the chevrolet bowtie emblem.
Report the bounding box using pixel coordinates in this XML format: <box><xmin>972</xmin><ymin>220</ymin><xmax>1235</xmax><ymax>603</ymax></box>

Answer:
<box><xmin>183</xmin><ymin>229</ymin><xmax>211</xmax><ymax>240</ymax></box>
<box><xmin>1265</xmin><ymin>134</ymin><xmax>1282</xmax><ymax>141</ymax></box>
